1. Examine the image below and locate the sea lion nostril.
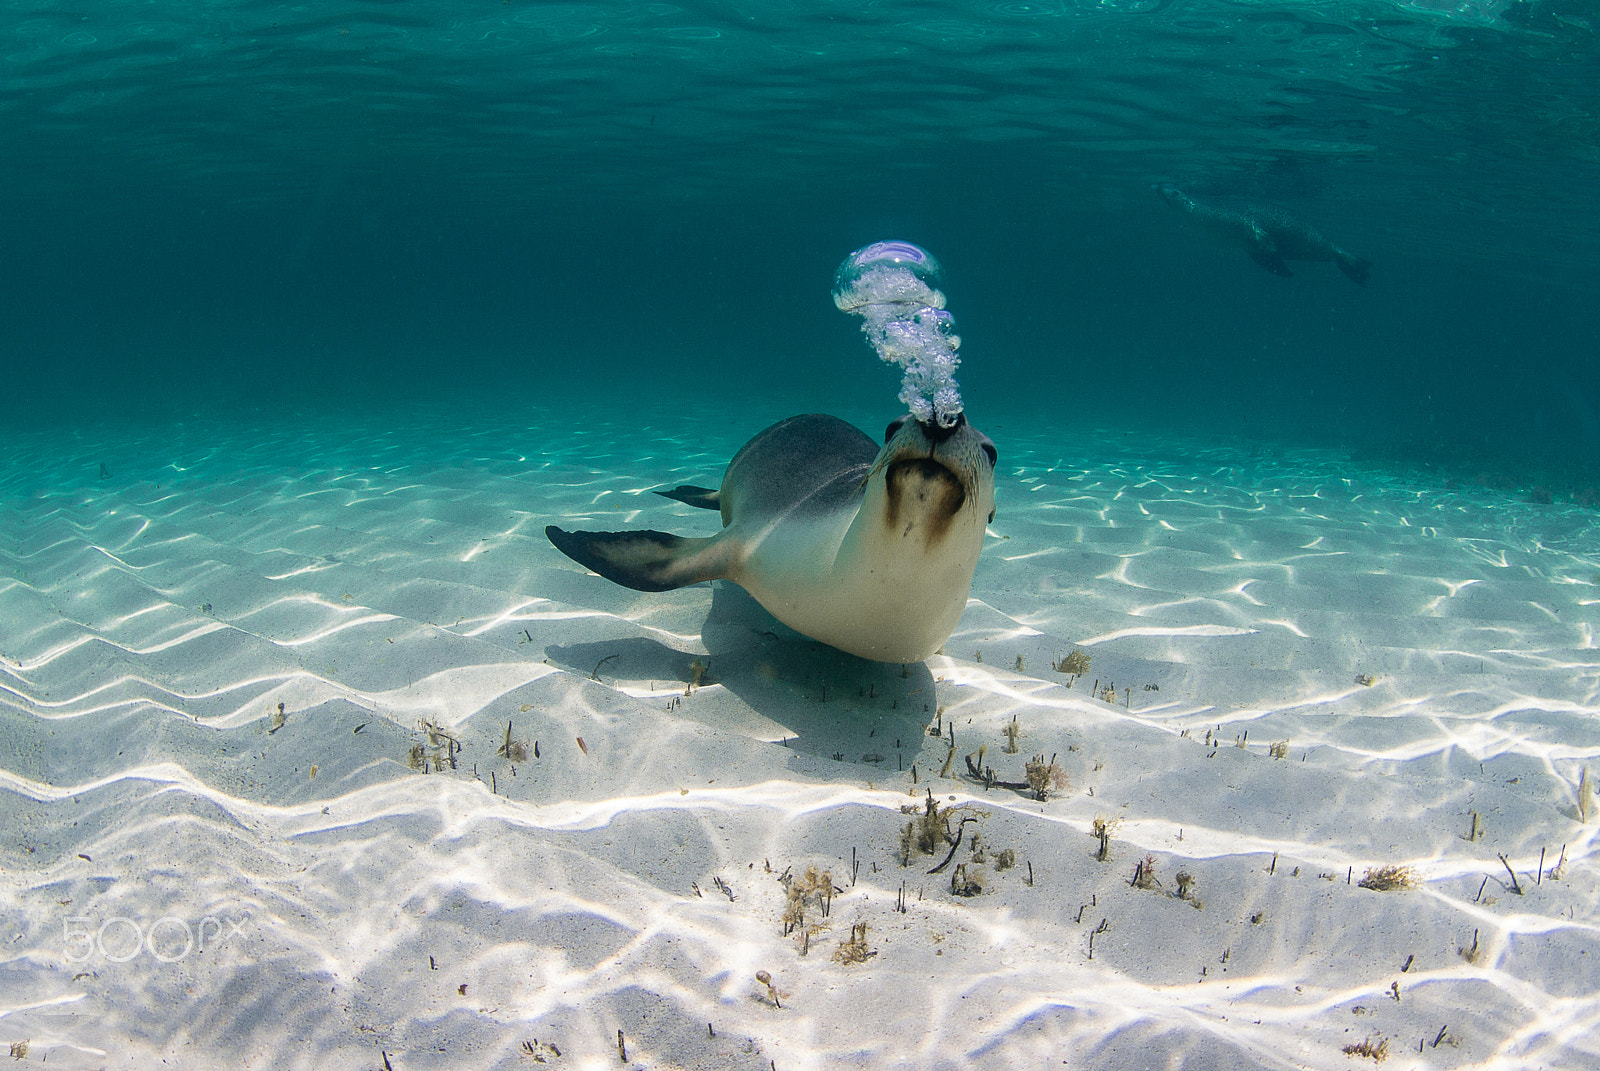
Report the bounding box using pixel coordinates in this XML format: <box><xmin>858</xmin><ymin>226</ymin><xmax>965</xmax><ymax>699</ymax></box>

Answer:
<box><xmin>916</xmin><ymin>412</ymin><xmax>966</xmax><ymax>443</ymax></box>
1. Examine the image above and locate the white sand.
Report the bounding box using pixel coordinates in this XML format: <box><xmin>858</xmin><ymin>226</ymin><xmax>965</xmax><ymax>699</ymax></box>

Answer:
<box><xmin>1</xmin><ymin>401</ymin><xmax>1597</xmax><ymax>1070</ymax></box>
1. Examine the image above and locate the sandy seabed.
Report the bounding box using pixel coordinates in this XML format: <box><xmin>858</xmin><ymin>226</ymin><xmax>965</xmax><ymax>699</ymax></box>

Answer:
<box><xmin>1</xmin><ymin>398</ymin><xmax>1597</xmax><ymax>1070</ymax></box>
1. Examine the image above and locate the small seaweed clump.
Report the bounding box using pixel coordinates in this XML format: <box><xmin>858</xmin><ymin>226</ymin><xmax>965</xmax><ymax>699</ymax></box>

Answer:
<box><xmin>1025</xmin><ymin>754</ymin><xmax>1069</xmax><ymax>801</ymax></box>
<box><xmin>1130</xmin><ymin>854</ymin><xmax>1159</xmax><ymax>891</ymax></box>
<box><xmin>1055</xmin><ymin>649</ymin><xmax>1091</xmax><ymax>676</ymax></box>
<box><xmin>1458</xmin><ymin>928</ymin><xmax>1484</xmax><ymax>965</ymax></box>
<box><xmin>950</xmin><ymin>863</ymin><xmax>985</xmax><ymax>897</ymax></box>
<box><xmin>686</xmin><ymin>658</ymin><xmax>709</xmax><ymax>694</ymax></box>
<box><xmin>413</xmin><ymin>718</ymin><xmax>460</xmax><ymax>771</ymax></box>
<box><xmin>520</xmin><ymin>1040</ymin><xmax>560</xmax><ymax>1062</ymax></box>
<box><xmin>899</xmin><ymin>793</ymin><xmax>948</xmax><ymax>864</ymax></box>
<box><xmin>834</xmin><ymin>922</ymin><xmax>875</xmax><ymax>965</ymax></box>
<box><xmin>497</xmin><ymin>721</ymin><xmax>528</xmax><ymax>762</ymax></box>
<box><xmin>1357</xmin><ymin>865</ymin><xmax>1417</xmax><ymax>892</ymax></box>
<box><xmin>1001</xmin><ymin>716</ymin><xmax>1022</xmax><ymax>754</ymax></box>
<box><xmin>1342</xmin><ymin>1035</ymin><xmax>1390</xmax><ymax>1062</ymax></box>
<box><xmin>1091</xmin><ymin>815</ymin><xmax>1116</xmax><ymax>861</ymax></box>
<box><xmin>779</xmin><ymin>866</ymin><xmax>835</xmax><ymax>937</ymax></box>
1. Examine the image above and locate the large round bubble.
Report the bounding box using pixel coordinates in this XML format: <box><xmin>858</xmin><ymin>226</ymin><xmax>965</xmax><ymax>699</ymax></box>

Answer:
<box><xmin>832</xmin><ymin>241</ymin><xmax>944</xmax><ymax>309</ymax></box>
<box><xmin>833</xmin><ymin>241</ymin><xmax>964</xmax><ymax>428</ymax></box>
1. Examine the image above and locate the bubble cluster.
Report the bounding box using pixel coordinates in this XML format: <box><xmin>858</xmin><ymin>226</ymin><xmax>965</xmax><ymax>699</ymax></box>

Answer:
<box><xmin>832</xmin><ymin>241</ymin><xmax>963</xmax><ymax>428</ymax></box>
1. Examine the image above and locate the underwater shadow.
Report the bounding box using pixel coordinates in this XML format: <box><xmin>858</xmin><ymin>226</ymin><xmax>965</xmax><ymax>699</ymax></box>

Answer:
<box><xmin>545</xmin><ymin>581</ymin><xmax>938</xmax><ymax>766</ymax></box>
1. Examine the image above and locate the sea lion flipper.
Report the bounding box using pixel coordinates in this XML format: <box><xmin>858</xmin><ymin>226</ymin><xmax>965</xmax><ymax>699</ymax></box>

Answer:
<box><xmin>1335</xmin><ymin>251</ymin><xmax>1372</xmax><ymax>285</ymax></box>
<box><xmin>655</xmin><ymin>485</ymin><xmax>721</xmax><ymax>510</ymax></box>
<box><xmin>546</xmin><ymin>526</ymin><xmax>729</xmax><ymax>592</ymax></box>
<box><xmin>1247</xmin><ymin>248</ymin><xmax>1293</xmax><ymax>277</ymax></box>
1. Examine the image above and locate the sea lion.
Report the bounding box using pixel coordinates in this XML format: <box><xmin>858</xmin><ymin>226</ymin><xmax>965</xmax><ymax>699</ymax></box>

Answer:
<box><xmin>1157</xmin><ymin>183</ymin><xmax>1372</xmax><ymax>284</ymax></box>
<box><xmin>546</xmin><ymin>412</ymin><xmax>997</xmax><ymax>663</ymax></box>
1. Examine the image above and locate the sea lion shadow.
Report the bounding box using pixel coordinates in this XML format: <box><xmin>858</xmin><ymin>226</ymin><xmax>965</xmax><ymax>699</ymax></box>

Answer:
<box><xmin>545</xmin><ymin>582</ymin><xmax>935</xmax><ymax>765</ymax></box>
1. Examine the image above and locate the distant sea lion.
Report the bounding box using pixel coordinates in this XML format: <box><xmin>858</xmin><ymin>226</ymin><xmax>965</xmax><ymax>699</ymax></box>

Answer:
<box><xmin>1157</xmin><ymin>183</ymin><xmax>1372</xmax><ymax>284</ymax></box>
<box><xmin>547</xmin><ymin>413</ymin><xmax>997</xmax><ymax>663</ymax></box>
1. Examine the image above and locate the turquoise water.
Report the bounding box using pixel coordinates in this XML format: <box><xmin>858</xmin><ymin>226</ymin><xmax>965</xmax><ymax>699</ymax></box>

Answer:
<box><xmin>2</xmin><ymin>0</ymin><xmax>1597</xmax><ymax>478</ymax></box>
<box><xmin>5</xmin><ymin>8</ymin><xmax>1600</xmax><ymax>1063</ymax></box>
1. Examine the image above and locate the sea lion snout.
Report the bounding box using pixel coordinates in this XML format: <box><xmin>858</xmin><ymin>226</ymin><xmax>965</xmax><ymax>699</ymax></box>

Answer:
<box><xmin>878</xmin><ymin>411</ymin><xmax>998</xmax><ymax>536</ymax></box>
<box><xmin>910</xmin><ymin>412</ymin><xmax>966</xmax><ymax>444</ymax></box>
<box><xmin>886</xmin><ymin>413</ymin><xmax>998</xmax><ymax>469</ymax></box>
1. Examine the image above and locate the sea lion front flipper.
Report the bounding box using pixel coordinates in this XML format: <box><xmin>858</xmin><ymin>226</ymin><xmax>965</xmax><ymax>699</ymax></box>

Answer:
<box><xmin>655</xmin><ymin>485</ymin><xmax>721</xmax><ymax>510</ymax></box>
<box><xmin>1334</xmin><ymin>250</ymin><xmax>1372</xmax><ymax>285</ymax></box>
<box><xmin>1247</xmin><ymin>248</ymin><xmax>1293</xmax><ymax>277</ymax></box>
<box><xmin>546</xmin><ymin>526</ymin><xmax>730</xmax><ymax>592</ymax></box>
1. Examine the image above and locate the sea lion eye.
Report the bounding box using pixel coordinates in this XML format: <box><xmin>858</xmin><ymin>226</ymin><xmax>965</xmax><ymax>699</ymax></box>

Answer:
<box><xmin>884</xmin><ymin>416</ymin><xmax>911</xmax><ymax>443</ymax></box>
<box><xmin>980</xmin><ymin>439</ymin><xmax>997</xmax><ymax>467</ymax></box>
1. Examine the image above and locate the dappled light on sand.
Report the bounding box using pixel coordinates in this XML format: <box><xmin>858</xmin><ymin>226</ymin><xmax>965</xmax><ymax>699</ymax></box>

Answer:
<box><xmin>2</xmin><ymin>405</ymin><xmax>1596</xmax><ymax>1069</ymax></box>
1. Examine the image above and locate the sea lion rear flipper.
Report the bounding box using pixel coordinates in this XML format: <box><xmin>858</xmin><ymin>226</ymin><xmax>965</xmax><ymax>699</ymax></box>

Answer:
<box><xmin>656</xmin><ymin>485</ymin><xmax>721</xmax><ymax>510</ymax></box>
<box><xmin>546</xmin><ymin>526</ymin><xmax>730</xmax><ymax>592</ymax></box>
<box><xmin>1247</xmin><ymin>249</ymin><xmax>1293</xmax><ymax>277</ymax></box>
<box><xmin>1335</xmin><ymin>251</ymin><xmax>1372</xmax><ymax>285</ymax></box>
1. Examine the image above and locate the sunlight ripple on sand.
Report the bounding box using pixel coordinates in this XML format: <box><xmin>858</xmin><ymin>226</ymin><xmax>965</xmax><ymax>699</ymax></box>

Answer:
<box><xmin>1</xmin><ymin>406</ymin><xmax>1597</xmax><ymax>1069</ymax></box>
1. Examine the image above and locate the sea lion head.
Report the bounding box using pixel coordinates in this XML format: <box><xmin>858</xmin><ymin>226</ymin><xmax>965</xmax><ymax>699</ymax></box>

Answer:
<box><xmin>874</xmin><ymin>413</ymin><xmax>997</xmax><ymax>549</ymax></box>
